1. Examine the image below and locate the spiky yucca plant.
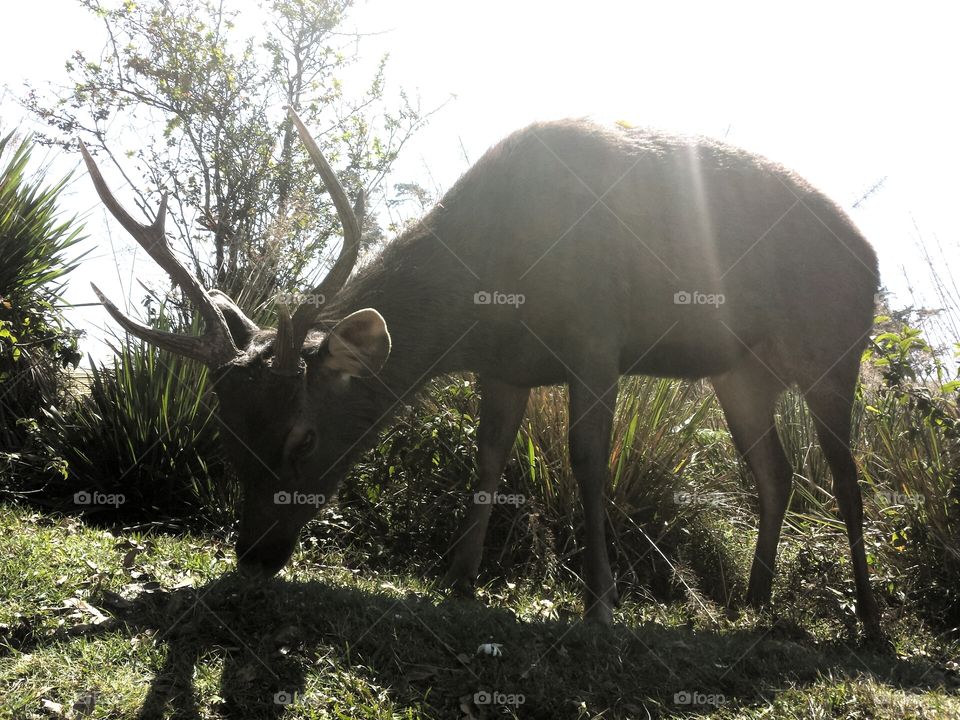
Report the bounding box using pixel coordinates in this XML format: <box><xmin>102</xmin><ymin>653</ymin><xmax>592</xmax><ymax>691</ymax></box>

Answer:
<box><xmin>0</xmin><ymin>131</ymin><xmax>84</xmax><ymax>451</ymax></box>
<box><xmin>35</xmin><ymin>310</ymin><xmax>234</xmax><ymax>528</ymax></box>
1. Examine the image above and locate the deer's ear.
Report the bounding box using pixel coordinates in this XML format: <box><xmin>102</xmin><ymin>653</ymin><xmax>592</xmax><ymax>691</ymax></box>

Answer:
<box><xmin>323</xmin><ymin>308</ymin><xmax>390</xmax><ymax>377</ymax></box>
<box><xmin>209</xmin><ymin>290</ymin><xmax>260</xmax><ymax>350</ymax></box>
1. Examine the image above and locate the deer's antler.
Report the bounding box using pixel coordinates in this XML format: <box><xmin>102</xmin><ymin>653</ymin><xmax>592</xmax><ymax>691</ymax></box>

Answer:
<box><xmin>80</xmin><ymin>142</ymin><xmax>240</xmax><ymax>367</ymax></box>
<box><xmin>272</xmin><ymin>107</ymin><xmax>364</xmax><ymax>375</ymax></box>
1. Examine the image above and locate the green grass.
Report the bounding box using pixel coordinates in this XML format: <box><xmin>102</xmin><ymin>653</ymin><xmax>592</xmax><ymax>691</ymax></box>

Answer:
<box><xmin>1</xmin><ymin>505</ymin><xmax>957</xmax><ymax>719</ymax></box>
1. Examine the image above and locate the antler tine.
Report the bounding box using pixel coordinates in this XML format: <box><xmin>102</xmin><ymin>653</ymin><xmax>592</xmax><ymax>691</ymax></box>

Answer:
<box><xmin>285</xmin><ymin>190</ymin><xmax>365</xmax><ymax>349</ymax></box>
<box><xmin>90</xmin><ymin>283</ymin><xmax>229</xmax><ymax>366</ymax></box>
<box><xmin>79</xmin><ymin>141</ymin><xmax>240</xmax><ymax>367</ymax></box>
<box><xmin>286</xmin><ymin>106</ymin><xmax>363</xmax><ymax>303</ymax></box>
<box><xmin>274</xmin><ymin>107</ymin><xmax>364</xmax><ymax>374</ymax></box>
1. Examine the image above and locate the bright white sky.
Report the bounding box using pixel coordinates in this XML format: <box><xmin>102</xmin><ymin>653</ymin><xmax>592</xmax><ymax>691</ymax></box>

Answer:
<box><xmin>1</xmin><ymin>1</ymin><xmax>958</xmax><ymax>364</ymax></box>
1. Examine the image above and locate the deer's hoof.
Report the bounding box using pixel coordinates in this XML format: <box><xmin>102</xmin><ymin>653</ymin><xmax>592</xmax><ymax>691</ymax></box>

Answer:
<box><xmin>861</xmin><ymin>622</ymin><xmax>892</xmax><ymax>653</ymax></box>
<box><xmin>583</xmin><ymin>601</ymin><xmax>614</xmax><ymax>626</ymax></box>
<box><xmin>441</xmin><ymin>569</ymin><xmax>477</xmax><ymax>598</ymax></box>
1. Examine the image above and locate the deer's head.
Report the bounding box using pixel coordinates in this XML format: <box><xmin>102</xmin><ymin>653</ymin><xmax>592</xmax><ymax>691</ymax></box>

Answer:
<box><xmin>81</xmin><ymin>108</ymin><xmax>390</xmax><ymax>576</ymax></box>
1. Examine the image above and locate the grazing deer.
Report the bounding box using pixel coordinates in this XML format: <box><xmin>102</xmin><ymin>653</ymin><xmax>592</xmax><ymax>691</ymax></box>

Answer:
<box><xmin>82</xmin><ymin>108</ymin><xmax>881</xmax><ymax>637</ymax></box>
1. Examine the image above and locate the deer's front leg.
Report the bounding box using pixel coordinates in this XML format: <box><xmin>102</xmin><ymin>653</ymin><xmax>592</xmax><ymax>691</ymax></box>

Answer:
<box><xmin>442</xmin><ymin>379</ymin><xmax>529</xmax><ymax>595</ymax></box>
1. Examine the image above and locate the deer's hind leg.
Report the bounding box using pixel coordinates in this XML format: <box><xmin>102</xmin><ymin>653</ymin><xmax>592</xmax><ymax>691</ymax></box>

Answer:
<box><xmin>711</xmin><ymin>356</ymin><xmax>792</xmax><ymax>609</ymax></box>
<box><xmin>567</xmin><ymin>363</ymin><xmax>620</xmax><ymax>625</ymax></box>
<box><xmin>802</xmin><ymin>362</ymin><xmax>882</xmax><ymax>639</ymax></box>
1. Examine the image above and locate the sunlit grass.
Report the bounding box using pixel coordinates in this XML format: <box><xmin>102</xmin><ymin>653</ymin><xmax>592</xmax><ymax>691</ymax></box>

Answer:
<box><xmin>2</xmin><ymin>504</ymin><xmax>958</xmax><ymax>719</ymax></box>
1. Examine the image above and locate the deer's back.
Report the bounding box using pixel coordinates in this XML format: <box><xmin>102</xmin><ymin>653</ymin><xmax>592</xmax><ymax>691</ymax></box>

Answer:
<box><xmin>408</xmin><ymin>120</ymin><xmax>879</xmax><ymax>385</ymax></box>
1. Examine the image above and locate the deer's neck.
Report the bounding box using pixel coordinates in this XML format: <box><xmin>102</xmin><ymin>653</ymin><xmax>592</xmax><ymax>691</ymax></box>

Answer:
<box><xmin>325</xmin><ymin>222</ymin><xmax>476</xmax><ymax>403</ymax></box>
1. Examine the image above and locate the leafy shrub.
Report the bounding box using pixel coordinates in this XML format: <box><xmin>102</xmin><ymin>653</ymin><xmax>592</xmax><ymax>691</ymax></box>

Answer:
<box><xmin>328</xmin><ymin>375</ymin><xmax>739</xmax><ymax>603</ymax></box>
<box><xmin>328</xmin><ymin>376</ymin><xmax>479</xmax><ymax>568</ymax></box>
<box><xmin>502</xmin><ymin>377</ymin><xmax>739</xmax><ymax>599</ymax></box>
<box><xmin>859</xmin><ymin>320</ymin><xmax>960</xmax><ymax>628</ymax></box>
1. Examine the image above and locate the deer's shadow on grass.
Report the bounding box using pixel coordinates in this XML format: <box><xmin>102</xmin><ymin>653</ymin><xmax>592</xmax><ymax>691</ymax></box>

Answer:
<box><xmin>8</xmin><ymin>572</ymin><xmax>959</xmax><ymax>719</ymax></box>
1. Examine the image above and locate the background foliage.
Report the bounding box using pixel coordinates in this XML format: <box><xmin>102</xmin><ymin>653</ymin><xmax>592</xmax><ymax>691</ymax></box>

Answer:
<box><xmin>26</xmin><ymin>0</ymin><xmax>436</xmax><ymax>318</ymax></box>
